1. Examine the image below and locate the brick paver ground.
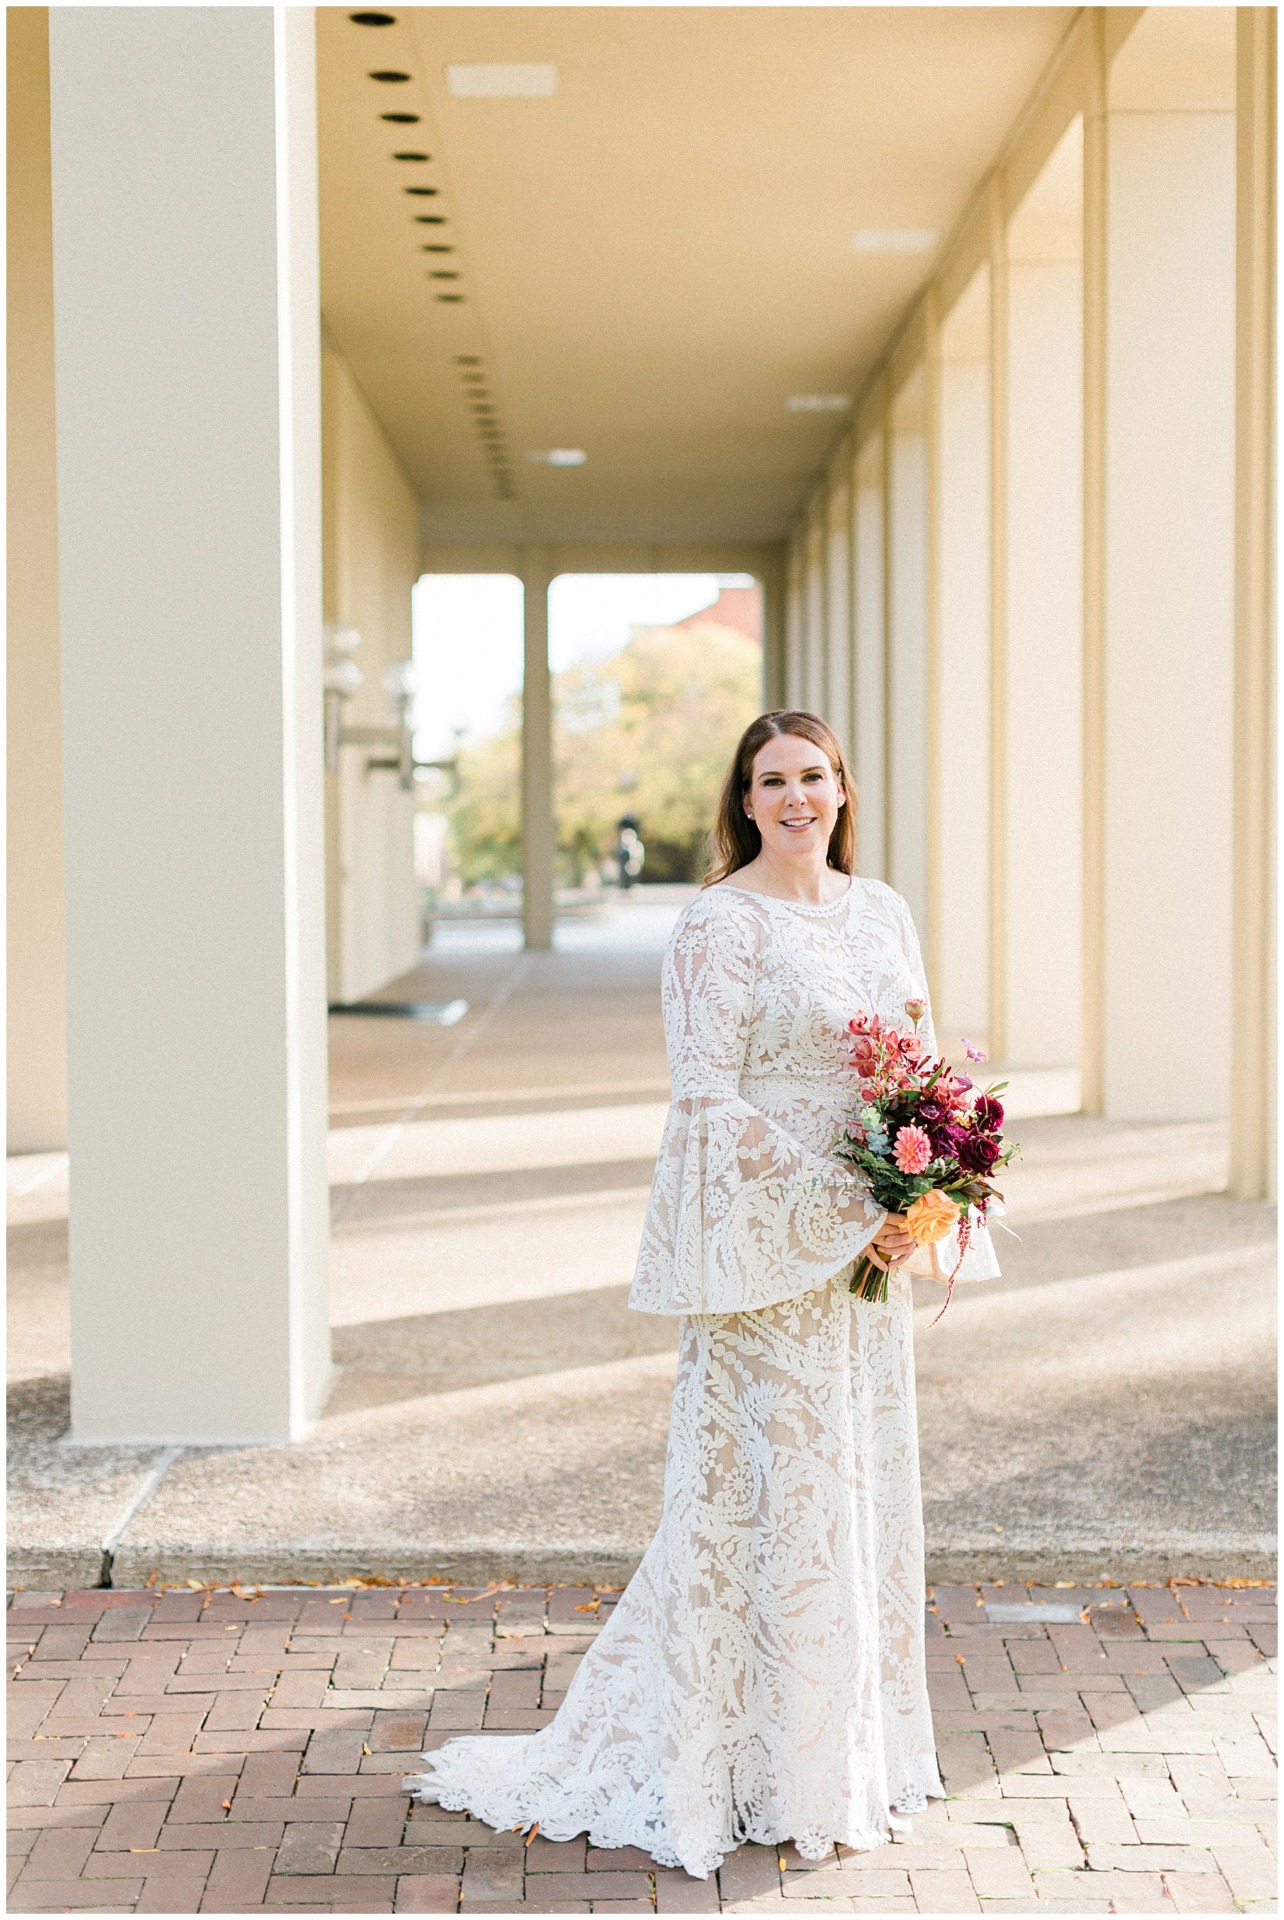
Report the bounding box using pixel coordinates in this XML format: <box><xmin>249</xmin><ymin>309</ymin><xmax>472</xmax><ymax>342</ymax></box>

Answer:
<box><xmin>7</xmin><ymin>1582</ymin><xmax>1275</xmax><ymax>1915</ymax></box>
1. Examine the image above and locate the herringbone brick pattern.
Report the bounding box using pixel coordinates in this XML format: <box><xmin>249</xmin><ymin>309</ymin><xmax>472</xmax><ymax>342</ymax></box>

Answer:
<box><xmin>7</xmin><ymin>1582</ymin><xmax>1276</xmax><ymax>1913</ymax></box>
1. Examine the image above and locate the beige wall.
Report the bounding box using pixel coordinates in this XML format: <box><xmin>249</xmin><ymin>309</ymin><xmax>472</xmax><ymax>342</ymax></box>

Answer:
<box><xmin>321</xmin><ymin>343</ymin><xmax>422</xmax><ymax>1004</ymax></box>
<box><xmin>8</xmin><ymin>8</ymin><xmax>67</xmax><ymax>1152</ymax></box>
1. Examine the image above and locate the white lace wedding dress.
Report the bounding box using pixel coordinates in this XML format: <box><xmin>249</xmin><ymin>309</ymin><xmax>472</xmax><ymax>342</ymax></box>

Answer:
<box><xmin>406</xmin><ymin>875</ymin><xmax>998</xmax><ymax>1878</ymax></box>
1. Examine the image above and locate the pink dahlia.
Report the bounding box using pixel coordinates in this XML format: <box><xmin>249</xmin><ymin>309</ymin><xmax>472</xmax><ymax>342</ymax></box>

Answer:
<box><xmin>892</xmin><ymin>1124</ymin><xmax>933</xmax><ymax>1175</ymax></box>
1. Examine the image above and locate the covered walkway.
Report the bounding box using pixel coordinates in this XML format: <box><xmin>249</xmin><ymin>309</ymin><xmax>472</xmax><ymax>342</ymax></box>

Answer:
<box><xmin>10</xmin><ymin>893</ymin><xmax>1273</xmax><ymax>1591</ymax></box>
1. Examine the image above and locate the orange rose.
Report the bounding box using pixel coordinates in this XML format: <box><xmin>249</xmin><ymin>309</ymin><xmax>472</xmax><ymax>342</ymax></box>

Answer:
<box><xmin>905</xmin><ymin>1189</ymin><xmax>960</xmax><ymax>1246</ymax></box>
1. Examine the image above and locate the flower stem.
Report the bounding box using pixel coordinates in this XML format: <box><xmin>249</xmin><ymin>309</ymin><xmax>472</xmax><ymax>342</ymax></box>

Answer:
<box><xmin>849</xmin><ymin>1254</ymin><xmax>890</xmax><ymax>1305</ymax></box>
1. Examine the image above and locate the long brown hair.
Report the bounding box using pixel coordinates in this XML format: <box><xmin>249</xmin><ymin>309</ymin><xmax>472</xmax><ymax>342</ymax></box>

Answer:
<box><xmin>704</xmin><ymin>710</ymin><xmax>857</xmax><ymax>886</ymax></box>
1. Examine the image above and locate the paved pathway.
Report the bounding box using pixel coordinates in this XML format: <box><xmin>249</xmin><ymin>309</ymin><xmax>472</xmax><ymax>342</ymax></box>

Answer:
<box><xmin>8</xmin><ymin>896</ymin><xmax>1275</xmax><ymax>1591</ymax></box>
<box><xmin>8</xmin><ymin>1581</ymin><xmax>1276</xmax><ymax>1914</ymax></box>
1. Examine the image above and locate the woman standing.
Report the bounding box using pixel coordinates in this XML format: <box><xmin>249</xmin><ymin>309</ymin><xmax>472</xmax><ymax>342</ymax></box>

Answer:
<box><xmin>407</xmin><ymin>710</ymin><xmax>998</xmax><ymax>1878</ymax></box>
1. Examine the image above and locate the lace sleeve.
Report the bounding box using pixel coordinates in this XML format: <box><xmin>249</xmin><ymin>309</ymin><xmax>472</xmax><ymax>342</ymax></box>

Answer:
<box><xmin>891</xmin><ymin>893</ymin><xmax>1002</xmax><ymax>1285</ymax></box>
<box><xmin>628</xmin><ymin>894</ymin><xmax>887</xmax><ymax>1317</ymax></box>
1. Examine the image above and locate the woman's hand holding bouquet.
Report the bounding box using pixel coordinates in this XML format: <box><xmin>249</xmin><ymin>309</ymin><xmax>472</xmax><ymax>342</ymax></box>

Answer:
<box><xmin>836</xmin><ymin>1001</ymin><xmax>1015</xmax><ymax>1317</ymax></box>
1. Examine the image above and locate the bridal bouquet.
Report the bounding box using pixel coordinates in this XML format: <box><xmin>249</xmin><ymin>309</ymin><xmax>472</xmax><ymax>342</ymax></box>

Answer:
<box><xmin>835</xmin><ymin>1001</ymin><xmax>1014</xmax><ymax>1313</ymax></box>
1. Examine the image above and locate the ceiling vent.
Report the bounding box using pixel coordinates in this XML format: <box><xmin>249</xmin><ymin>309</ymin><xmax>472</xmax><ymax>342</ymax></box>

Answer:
<box><xmin>445</xmin><ymin>63</ymin><xmax>557</xmax><ymax>98</ymax></box>
<box><xmin>851</xmin><ymin>229</ymin><xmax>938</xmax><ymax>253</ymax></box>
<box><xmin>786</xmin><ymin>395</ymin><xmax>851</xmax><ymax>413</ymax></box>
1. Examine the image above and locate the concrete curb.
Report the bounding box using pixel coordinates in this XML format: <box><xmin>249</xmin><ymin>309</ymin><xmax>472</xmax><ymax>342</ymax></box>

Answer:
<box><xmin>9</xmin><ymin>1537</ymin><xmax>1277</xmax><ymax>1591</ymax></box>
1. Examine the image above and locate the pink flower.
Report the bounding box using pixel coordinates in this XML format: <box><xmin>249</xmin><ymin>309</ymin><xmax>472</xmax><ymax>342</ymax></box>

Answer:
<box><xmin>892</xmin><ymin>1124</ymin><xmax>933</xmax><ymax>1175</ymax></box>
<box><xmin>961</xmin><ymin>1037</ymin><xmax>988</xmax><ymax>1064</ymax></box>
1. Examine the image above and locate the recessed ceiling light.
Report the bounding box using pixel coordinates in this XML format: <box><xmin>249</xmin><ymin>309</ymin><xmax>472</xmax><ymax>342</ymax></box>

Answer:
<box><xmin>351</xmin><ymin>11</ymin><xmax>396</xmax><ymax>24</ymax></box>
<box><xmin>381</xmin><ymin>111</ymin><xmax>419</xmax><ymax>124</ymax></box>
<box><xmin>368</xmin><ymin>69</ymin><xmax>412</xmax><ymax>83</ymax></box>
<box><xmin>421</xmin><ymin>244</ymin><xmax>453</xmax><ymax>253</ymax></box>
<box><xmin>526</xmin><ymin>448</ymin><xmax>586</xmax><ymax>467</ymax></box>
<box><xmin>430</xmin><ymin>270</ymin><xmax>461</xmax><ymax>280</ymax></box>
<box><xmin>851</xmin><ymin>228</ymin><xmax>938</xmax><ymax>253</ymax></box>
<box><xmin>786</xmin><ymin>394</ymin><xmax>851</xmax><ymax>413</ymax></box>
<box><xmin>413</xmin><ymin>215</ymin><xmax>447</xmax><ymax>225</ymax></box>
<box><xmin>445</xmin><ymin>63</ymin><xmax>557</xmax><ymax>98</ymax></box>
<box><xmin>436</xmin><ymin>293</ymin><xmax>465</xmax><ymax>303</ymax></box>
<box><xmin>405</xmin><ymin>186</ymin><xmax>440</xmax><ymax>197</ymax></box>
<box><xmin>455</xmin><ymin>355</ymin><xmax>482</xmax><ymax>365</ymax></box>
<box><xmin>393</xmin><ymin>151</ymin><xmax>431</xmax><ymax>162</ymax></box>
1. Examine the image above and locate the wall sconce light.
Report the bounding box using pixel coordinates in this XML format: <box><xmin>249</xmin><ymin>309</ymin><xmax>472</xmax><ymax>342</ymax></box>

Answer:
<box><xmin>323</xmin><ymin>627</ymin><xmax>458</xmax><ymax>794</ymax></box>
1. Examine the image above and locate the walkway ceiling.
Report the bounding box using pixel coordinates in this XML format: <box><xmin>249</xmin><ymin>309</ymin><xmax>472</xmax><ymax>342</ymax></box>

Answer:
<box><xmin>317</xmin><ymin>6</ymin><xmax>1076</xmax><ymax>550</ymax></box>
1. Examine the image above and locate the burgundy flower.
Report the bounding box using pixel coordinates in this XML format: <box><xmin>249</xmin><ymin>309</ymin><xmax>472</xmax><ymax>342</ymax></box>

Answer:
<box><xmin>930</xmin><ymin>1122</ymin><xmax>968</xmax><ymax>1158</ymax></box>
<box><xmin>957</xmin><ymin>1131</ymin><xmax>1001</xmax><ymax>1174</ymax></box>
<box><xmin>973</xmin><ymin>1094</ymin><xmax>1005</xmax><ymax>1131</ymax></box>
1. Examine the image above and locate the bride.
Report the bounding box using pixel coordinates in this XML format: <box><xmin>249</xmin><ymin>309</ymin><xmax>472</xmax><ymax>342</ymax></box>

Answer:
<box><xmin>406</xmin><ymin>709</ymin><xmax>998</xmax><ymax>1879</ymax></box>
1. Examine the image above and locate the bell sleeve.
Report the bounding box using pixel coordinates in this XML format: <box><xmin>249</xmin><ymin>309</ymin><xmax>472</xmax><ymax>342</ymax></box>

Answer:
<box><xmin>628</xmin><ymin>893</ymin><xmax>888</xmax><ymax>1317</ymax></box>
<box><xmin>891</xmin><ymin>891</ymin><xmax>1002</xmax><ymax>1285</ymax></box>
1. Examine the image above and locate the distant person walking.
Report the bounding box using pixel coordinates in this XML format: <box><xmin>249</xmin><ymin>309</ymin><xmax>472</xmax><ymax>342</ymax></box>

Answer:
<box><xmin>408</xmin><ymin>710</ymin><xmax>998</xmax><ymax>1877</ymax></box>
<box><xmin>614</xmin><ymin>814</ymin><xmax>645</xmax><ymax>889</ymax></box>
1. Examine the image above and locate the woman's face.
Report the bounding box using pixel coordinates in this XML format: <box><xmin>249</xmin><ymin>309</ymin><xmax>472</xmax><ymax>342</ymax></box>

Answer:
<box><xmin>745</xmin><ymin>732</ymin><xmax>845</xmax><ymax>860</ymax></box>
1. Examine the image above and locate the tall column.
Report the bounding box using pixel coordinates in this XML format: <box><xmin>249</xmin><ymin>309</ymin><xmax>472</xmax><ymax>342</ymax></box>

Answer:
<box><xmin>50</xmin><ymin>7</ymin><xmax>330</xmax><ymax>1441</ymax></box>
<box><xmin>886</xmin><ymin>367</ymin><xmax>931</xmax><ymax>936</ymax></box>
<box><xmin>1229</xmin><ymin>9</ymin><xmax>1276</xmax><ymax>1199</ymax></box>
<box><xmin>1086</xmin><ymin>9</ymin><xmax>1237</xmax><ymax>1121</ymax></box>
<box><xmin>760</xmin><ymin>548</ymin><xmax>788</xmax><ymax>712</ymax></box>
<box><xmin>1003</xmin><ymin>120</ymin><xmax>1084</xmax><ymax>1070</ymax></box>
<box><xmin>8</xmin><ymin>8</ymin><xmax>67</xmax><ymax>1151</ymax></box>
<box><xmin>824</xmin><ymin>470</ymin><xmax>853</xmax><ymax>754</ymax></box>
<box><xmin>784</xmin><ymin>529</ymin><xmax>805</xmax><ymax>709</ymax></box>
<box><xmin>520</xmin><ymin>551</ymin><xmax>554</xmax><ymax>950</ymax></box>
<box><xmin>852</xmin><ymin>428</ymin><xmax>887</xmax><ymax>878</ymax></box>
<box><xmin>804</xmin><ymin>495</ymin><xmax>827</xmax><ymax>714</ymax></box>
<box><xmin>987</xmin><ymin>183</ymin><xmax>1010</xmax><ymax>1060</ymax></box>
<box><xmin>933</xmin><ymin>271</ymin><xmax>991</xmax><ymax>1046</ymax></box>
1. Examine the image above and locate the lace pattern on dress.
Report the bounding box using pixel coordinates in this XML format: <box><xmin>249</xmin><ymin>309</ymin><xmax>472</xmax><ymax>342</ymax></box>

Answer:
<box><xmin>407</xmin><ymin>878</ymin><xmax>968</xmax><ymax>1876</ymax></box>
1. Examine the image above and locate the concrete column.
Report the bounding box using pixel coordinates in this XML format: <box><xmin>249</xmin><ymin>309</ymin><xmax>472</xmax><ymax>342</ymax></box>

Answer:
<box><xmin>986</xmin><ymin>184</ymin><xmax>1010</xmax><ymax>1060</ymax></box>
<box><xmin>7</xmin><ymin>8</ymin><xmax>67</xmax><ymax>1152</ymax></box>
<box><xmin>804</xmin><ymin>495</ymin><xmax>826</xmax><ymax>714</ymax></box>
<box><xmin>852</xmin><ymin>428</ymin><xmax>887</xmax><ymax>878</ymax></box>
<box><xmin>933</xmin><ymin>271</ymin><xmax>991</xmax><ymax>1045</ymax></box>
<box><xmin>760</xmin><ymin>548</ymin><xmax>788</xmax><ymax>711</ymax></box>
<box><xmin>1083</xmin><ymin>8</ymin><xmax>1236</xmax><ymax>1120</ymax></box>
<box><xmin>1003</xmin><ymin>119</ymin><xmax>1084</xmax><ymax>1070</ymax></box>
<box><xmin>784</xmin><ymin>529</ymin><xmax>805</xmax><ymax>709</ymax></box>
<box><xmin>824</xmin><ymin>470</ymin><xmax>853</xmax><ymax>754</ymax></box>
<box><xmin>49</xmin><ymin>7</ymin><xmax>329</xmax><ymax>1440</ymax></box>
<box><xmin>1229</xmin><ymin>8</ymin><xmax>1276</xmax><ymax>1198</ymax></box>
<box><xmin>521</xmin><ymin>551</ymin><xmax>554</xmax><ymax>950</ymax></box>
<box><xmin>886</xmin><ymin>368</ymin><xmax>930</xmax><ymax>936</ymax></box>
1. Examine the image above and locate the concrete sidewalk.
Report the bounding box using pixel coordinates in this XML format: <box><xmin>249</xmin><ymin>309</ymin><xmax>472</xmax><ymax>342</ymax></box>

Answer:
<box><xmin>8</xmin><ymin>893</ymin><xmax>1277</xmax><ymax>1590</ymax></box>
<box><xmin>7</xmin><ymin>1579</ymin><xmax>1277</xmax><ymax>1915</ymax></box>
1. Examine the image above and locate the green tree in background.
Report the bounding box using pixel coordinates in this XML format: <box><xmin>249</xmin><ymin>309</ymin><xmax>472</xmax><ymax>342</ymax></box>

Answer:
<box><xmin>442</xmin><ymin>616</ymin><xmax>761</xmax><ymax>889</ymax></box>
